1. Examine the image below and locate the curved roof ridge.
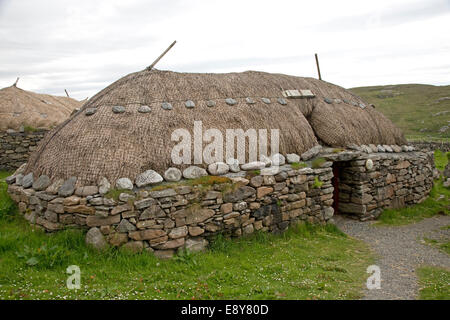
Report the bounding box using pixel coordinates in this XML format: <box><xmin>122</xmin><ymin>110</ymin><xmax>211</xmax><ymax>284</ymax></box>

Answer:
<box><xmin>0</xmin><ymin>84</ymin><xmax>81</xmax><ymax>131</ymax></box>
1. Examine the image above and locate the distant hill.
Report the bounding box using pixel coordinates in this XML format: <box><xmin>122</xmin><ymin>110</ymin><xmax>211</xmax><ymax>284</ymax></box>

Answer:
<box><xmin>349</xmin><ymin>84</ymin><xmax>450</xmax><ymax>141</ymax></box>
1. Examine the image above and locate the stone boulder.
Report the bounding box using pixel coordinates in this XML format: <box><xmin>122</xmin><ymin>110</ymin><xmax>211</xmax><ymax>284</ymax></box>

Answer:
<box><xmin>117</xmin><ymin>219</ymin><xmax>137</xmax><ymax>233</ymax></box>
<box><xmin>32</xmin><ymin>175</ymin><xmax>51</xmax><ymax>191</ymax></box>
<box><xmin>240</xmin><ymin>162</ymin><xmax>266</xmax><ymax>171</ymax></box>
<box><xmin>226</xmin><ymin>158</ymin><xmax>240</xmax><ymax>172</ymax></box>
<box><xmin>223</xmin><ymin>186</ymin><xmax>256</xmax><ymax>202</ymax></box>
<box><xmin>286</xmin><ymin>153</ymin><xmax>300</xmax><ymax>164</ymax></box>
<box><xmin>46</xmin><ymin>178</ymin><xmax>64</xmax><ymax>195</ymax></box>
<box><xmin>112</xmin><ymin>105</ymin><xmax>125</xmax><ymax>113</ymax></box>
<box><xmin>116</xmin><ymin>178</ymin><xmax>133</xmax><ymax>190</ymax></box>
<box><xmin>443</xmin><ymin>178</ymin><xmax>450</xmax><ymax>188</ymax></box>
<box><xmin>260</xmin><ymin>155</ymin><xmax>272</xmax><ymax>167</ymax></box>
<box><xmin>58</xmin><ymin>177</ymin><xmax>77</xmax><ymax>196</ymax></box>
<box><xmin>260</xmin><ymin>167</ymin><xmax>280</xmax><ymax>176</ymax></box>
<box><xmin>15</xmin><ymin>174</ymin><xmax>23</xmax><ymax>186</ymax></box>
<box><xmin>98</xmin><ymin>177</ymin><xmax>111</xmax><ymax>195</ymax></box>
<box><xmin>164</xmin><ymin>167</ymin><xmax>182</xmax><ymax>182</ymax></box>
<box><xmin>271</xmin><ymin>153</ymin><xmax>286</xmax><ymax>166</ymax></box>
<box><xmin>301</xmin><ymin>145</ymin><xmax>322</xmax><ymax>160</ymax></box>
<box><xmin>207</xmin><ymin>162</ymin><xmax>229</xmax><ymax>175</ymax></box>
<box><xmin>85</xmin><ymin>227</ymin><xmax>108</xmax><ymax>250</ymax></box>
<box><xmin>138</xmin><ymin>105</ymin><xmax>151</xmax><ymax>113</ymax></box>
<box><xmin>444</xmin><ymin>163</ymin><xmax>450</xmax><ymax>179</ymax></box>
<box><xmin>183</xmin><ymin>166</ymin><xmax>208</xmax><ymax>179</ymax></box>
<box><xmin>135</xmin><ymin>170</ymin><xmax>163</xmax><ymax>187</ymax></box>
<box><xmin>21</xmin><ymin>173</ymin><xmax>33</xmax><ymax>188</ymax></box>
<box><xmin>122</xmin><ymin>241</ymin><xmax>144</xmax><ymax>253</ymax></box>
<box><xmin>185</xmin><ymin>238</ymin><xmax>208</xmax><ymax>253</ymax></box>
<box><xmin>5</xmin><ymin>175</ymin><xmax>16</xmax><ymax>185</ymax></box>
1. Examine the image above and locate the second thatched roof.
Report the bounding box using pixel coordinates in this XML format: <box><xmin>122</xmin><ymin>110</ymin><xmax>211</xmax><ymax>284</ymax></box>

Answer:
<box><xmin>0</xmin><ymin>85</ymin><xmax>81</xmax><ymax>131</ymax></box>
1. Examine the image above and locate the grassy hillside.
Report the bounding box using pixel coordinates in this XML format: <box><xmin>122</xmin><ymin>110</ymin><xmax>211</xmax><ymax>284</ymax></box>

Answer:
<box><xmin>350</xmin><ymin>84</ymin><xmax>450</xmax><ymax>141</ymax></box>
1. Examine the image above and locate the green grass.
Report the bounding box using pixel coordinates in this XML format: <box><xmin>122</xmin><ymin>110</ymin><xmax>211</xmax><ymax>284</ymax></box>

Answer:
<box><xmin>422</xmin><ymin>238</ymin><xmax>450</xmax><ymax>255</ymax></box>
<box><xmin>104</xmin><ymin>189</ymin><xmax>134</xmax><ymax>200</ymax></box>
<box><xmin>417</xmin><ymin>266</ymin><xmax>450</xmax><ymax>300</ymax></box>
<box><xmin>290</xmin><ymin>162</ymin><xmax>308</xmax><ymax>170</ymax></box>
<box><xmin>0</xmin><ymin>168</ymin><xmax>373</xmax><ymax>300</ymax></box>
<box><xmin>0</xmin><ymin>171</ymin><xmax>17</xmax><ymax>219</ymax></box>
<box><xmin>350</xmin><ymin>84</ymin><xmax>450</xmax><ymax>141</ymax></box>
<box><xmin>0</xmin><ymin>215</ymin><xmax>373</xmax><ymax>300</ymax></box>
<box><xmin>311</xmin><ymin>157</ymin><xmax>326</xmax><ymax>169</ymax></box>
<box><xmin>23</xmin><ymin>125</ymin><xmax>38</xmax><ymax>133</ymax></box>
<box><xmin>312</xmin><ymin>176</ymin><xmax>324</xmax><ymax>189</ymax></box>
<box><xmin>148</xmin><ymin>176</ymin><xmax>232</xmax><ymax>192</ymax></box>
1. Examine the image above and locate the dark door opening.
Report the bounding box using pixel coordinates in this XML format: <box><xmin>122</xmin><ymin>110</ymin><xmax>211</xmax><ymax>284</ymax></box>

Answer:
<box><xmin>332</xmin><ymin>162</ymin><xmax>340</xmax><ymax>214</ymax></box>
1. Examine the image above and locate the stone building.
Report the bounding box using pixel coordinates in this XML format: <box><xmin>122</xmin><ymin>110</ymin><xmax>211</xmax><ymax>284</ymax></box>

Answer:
<box><xmin>6</xmin><ymin>69</ymin><xmax>434</xmax><ymax>257</ymax></box>
<box><xmin>0</xmin><ymin>82</ymin><xmax>82</xmax><ymax>170</ymax></box>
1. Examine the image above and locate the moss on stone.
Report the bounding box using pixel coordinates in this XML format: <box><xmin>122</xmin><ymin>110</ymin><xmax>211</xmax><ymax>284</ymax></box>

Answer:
<box><xmin>245</xmin><ymin>170</ymin><xmax>261</xmax><ymax>180</ymax></box>
<box><xmin>23</xmin><ymin>125</ymin><xmax>38</xmax><ymax>132</ymax></box>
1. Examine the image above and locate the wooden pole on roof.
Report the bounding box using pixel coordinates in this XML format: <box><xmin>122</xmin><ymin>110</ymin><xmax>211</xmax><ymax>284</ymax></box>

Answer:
<box><xmin>146</xmin><ymin>40</ymin><xmax>177</xmax><ymax>71</ymax></box>
<box><xmin>315</xmin><ymin>53</ymin><xmax>322</xmax><ymax>80</ymax></box>
<box><xmin>13</xmin><ymin>77</ymin><xmax>19</xmax><ymax>87</ymax></box>
<box><xmin>64</xmin><ymin>89</ymin><xmax>70</xmax><ymax>98</ymax></box>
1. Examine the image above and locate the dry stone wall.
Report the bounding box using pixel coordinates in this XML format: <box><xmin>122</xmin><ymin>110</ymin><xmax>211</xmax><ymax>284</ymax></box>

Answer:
<box><xmin>0</xmin><ymin>130</ymin><xmax>47</xmax><ymax>171</ymax></box>
<box><xmin>5</xmin><ymin>143</ymin><xmax>435</xmax><ymax>257</ymax></box>
<box><xmin>410</xmin><ymin>141</ymin><xmax>450</xmax><ymax>152</ymax></box>
<box><xmin>7</xmin><ymin>165</ymin><xmax>335</xmax><ymax>259</ymax></box>
<box><xmin>336</xmin><ymin>151</ymin><xmax>434</xmax><ymax>220</ymax></box>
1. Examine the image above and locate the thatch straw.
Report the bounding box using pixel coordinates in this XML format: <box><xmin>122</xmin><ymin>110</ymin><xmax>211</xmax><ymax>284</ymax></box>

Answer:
<box><xmin>0</xmin><ymin>85</ymin><xmax>81</xmax><ymax>131</ymax></box>
<box><xmin>25</xmin><ymin>69</ymin><xmax>405</xmax><ymax>185</ymax></box>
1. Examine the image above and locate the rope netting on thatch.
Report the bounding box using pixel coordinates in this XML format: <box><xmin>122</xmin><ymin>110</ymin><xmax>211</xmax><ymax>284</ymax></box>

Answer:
<box><xmin>25</xmin><ymin>69</ymin><xmax>405</xmax><ymax>185</ymax></box>
<box><xmin>310</xmin><ymin>100</ymin><xmax>407</xmax><ymax>146</ymax></box>
<box><xmin>0</xmin><ymin>86</ymin><xmax>81</xmax><ymax>131</ymax></box>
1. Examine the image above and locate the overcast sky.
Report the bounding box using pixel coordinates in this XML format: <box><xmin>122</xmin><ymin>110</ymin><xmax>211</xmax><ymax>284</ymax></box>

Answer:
<box><xmin>0</xmin><ymin>0</ymin><xmax>449</xmax><ymax>100</ymax></box>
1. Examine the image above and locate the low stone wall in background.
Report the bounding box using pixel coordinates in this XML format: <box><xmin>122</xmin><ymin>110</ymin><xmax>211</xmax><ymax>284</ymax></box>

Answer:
<box><xmin>0</xmin><ymin>130</ymin><xmax>48</xmax><ymax>171</ymax></box>
<box><xmin>336</xmin><ymin>151</ymin><xmax>435</xmax><ymax>220</ymax></box>
<box><xmin>410</xmin><ymin>141</ymin><xmax>450</xmax><ymax>152</ymax></box>
<box><xmin>7</xmin><ymin>165</ymin><xmax>335</xmax><ymax>259</ymax></box>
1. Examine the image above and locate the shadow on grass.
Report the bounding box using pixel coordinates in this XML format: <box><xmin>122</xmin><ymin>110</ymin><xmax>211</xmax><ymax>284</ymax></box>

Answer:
<box><xmin>376</xmin><ymin>150</ymin><xmax>449</xmax><ymax>226</ymax></box>
<box><xmin>0</xmin><ymin>213</ymin><xmax>373</xmax><ymax>300</ymax></box>
<box><xmin>417</xmin><ymin>266</ymin><xmax>450</xmax><ymax>300</ymax></box>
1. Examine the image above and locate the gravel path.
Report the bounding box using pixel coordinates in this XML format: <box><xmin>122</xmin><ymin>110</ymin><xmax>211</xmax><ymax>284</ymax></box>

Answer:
<box><xmin>334</xmin><ymin>214</ymin><xmax>450</xmax><ymax>300</ymax></box>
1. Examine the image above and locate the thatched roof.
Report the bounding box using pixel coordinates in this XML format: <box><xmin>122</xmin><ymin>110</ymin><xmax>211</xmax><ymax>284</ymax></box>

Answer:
<box><xmin>25</xmin><ymin>69</ymin><xmax>406</xmax><ymax>185</ymax></box>
<box><xmin>0</xmin><ymin>85</ymin><xmax>81</xmax><ymax>131</ymax></box>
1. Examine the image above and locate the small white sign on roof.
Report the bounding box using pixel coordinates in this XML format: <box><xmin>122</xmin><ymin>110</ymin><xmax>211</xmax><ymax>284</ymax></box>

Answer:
<box><xmin>282</xmin><ymin>89</ymin><xmax>302</xmax><ymax>98</ymax></box>
<box><xmin>300</xmin><ymin>90</ymin><xmax>315</xmax><ymax>98</ymax></box>
<box><xmin>282</xmin><ymin>89</ymin><xmax>315</xmax><ymax>99</ymax></box>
